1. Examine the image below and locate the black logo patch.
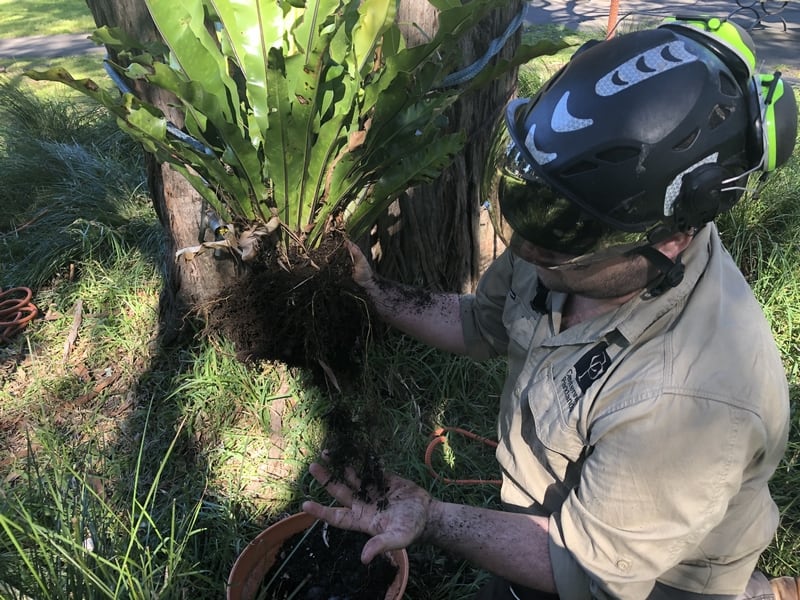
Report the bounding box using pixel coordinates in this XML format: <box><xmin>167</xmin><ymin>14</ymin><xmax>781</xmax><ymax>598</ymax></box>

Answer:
<box><xmin>574</xmin><ymin>342</ymin><xmax>611</xmax><ymax>393</ymax></box>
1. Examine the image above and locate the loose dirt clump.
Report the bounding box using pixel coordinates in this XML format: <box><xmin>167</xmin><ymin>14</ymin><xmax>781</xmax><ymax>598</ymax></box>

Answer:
<box><xmin>208</xmin><ymin>230</ymin><xmax>373</xmax><ymax>382</ymax></box>
<box><xmin>207</xmin><ymin>229</ymin><xmax>389</xmax><ymax>497</ymax></box>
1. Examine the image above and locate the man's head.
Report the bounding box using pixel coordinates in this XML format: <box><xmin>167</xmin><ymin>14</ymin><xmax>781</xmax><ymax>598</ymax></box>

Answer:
<box><xmin>498</xmin><ymin>17</ymin><xmax>797</xmax><ymax>290</ymax></box>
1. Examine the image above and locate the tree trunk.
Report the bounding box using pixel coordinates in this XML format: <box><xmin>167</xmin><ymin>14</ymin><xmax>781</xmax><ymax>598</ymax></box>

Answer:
<box><xmin>85</xmin><ymin>0</ymin><xmax>237</xmax><ymax>340</ymax></box>
<box><xmin>372</xmin><ymin>0</ymin><xmax>521</xmax><ymax>292</ymax></box>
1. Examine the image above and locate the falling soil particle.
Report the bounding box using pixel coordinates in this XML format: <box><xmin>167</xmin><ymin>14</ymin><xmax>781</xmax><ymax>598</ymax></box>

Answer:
<box><xmin>208</xmin><ymin>229</ymin><xmax>389</xmax><ymax>501</ymax></box>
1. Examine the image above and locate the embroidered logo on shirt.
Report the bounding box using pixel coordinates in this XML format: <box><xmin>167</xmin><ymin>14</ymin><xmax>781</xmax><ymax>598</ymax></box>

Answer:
<box><xmin>559</xmin><ymin>342</ymin><xmax>611</xmax><ymax>410</ymax></box>
<box><xmin>559</xmin><ymin>371</ymin><xmax>581</xmax><ymax>411</ymax></box>
<box><xmin>575</xmin><ymin>342</ymin><xmax>611</xmax><ymax>392</ymax></box>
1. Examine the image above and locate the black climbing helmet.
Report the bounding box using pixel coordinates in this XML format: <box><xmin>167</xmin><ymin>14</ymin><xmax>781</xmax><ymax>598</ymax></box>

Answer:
<box><xmin>500</xmin><ymin>22</ymin><xmax>796</xmax><ymax>247</ymax></box>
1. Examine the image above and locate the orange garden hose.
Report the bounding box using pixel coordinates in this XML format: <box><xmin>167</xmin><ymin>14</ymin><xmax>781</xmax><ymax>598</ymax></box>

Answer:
<box><xmin>424</xmin><ymin>426</ymin><xmax>502</xmax><ymax>486</ymax></box>
<box><xmin>0</xmin><ymin>287</ymin><xmax>38</xmax><ymax>344</ymax></box>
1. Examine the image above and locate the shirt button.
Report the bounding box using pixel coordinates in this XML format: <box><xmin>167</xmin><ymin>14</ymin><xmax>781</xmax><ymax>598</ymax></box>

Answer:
<box><xmin>616</xmin><ymin>559</ymin><xmax>632</xmax><ymax>571</ymax></box>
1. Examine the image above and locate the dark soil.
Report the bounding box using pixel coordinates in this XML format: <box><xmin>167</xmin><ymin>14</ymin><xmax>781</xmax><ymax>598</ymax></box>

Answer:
<box><xmin>263</xmin><ymin>524</ymin><xmax>398</xmax><ymax>599</ymax></box>
<box><xmin>321</xmin><ymin>404</ymin><xmax>390</xmax><ymax>506</ymax></box>
<box><xmin>207</xmin><ymin>229</ymin><xmax>389</xmax><ymax>495</ymax></box>
<box><xmin>209</xmin><ymin>230</ymin><xmax>373</xmax><ymax>383</ymax></box>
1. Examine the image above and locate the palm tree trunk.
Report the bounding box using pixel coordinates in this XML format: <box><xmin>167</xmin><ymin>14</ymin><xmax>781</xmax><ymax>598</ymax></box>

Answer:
<box><xmin>372</xmin><ymin>0</ymin><xmax>522</xmax><ymax>292</ymax></box>
<box><xmin>84</xmin><ymin>0</ymin><xmax>237</xmax><ymax>340</ymax></box>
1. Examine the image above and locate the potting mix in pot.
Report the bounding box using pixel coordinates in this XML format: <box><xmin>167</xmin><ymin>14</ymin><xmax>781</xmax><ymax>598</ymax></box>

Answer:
<box><xmin>262</xmin><ymin>524</ymin><xmax>398</xmax><ymax>599</ymax></box>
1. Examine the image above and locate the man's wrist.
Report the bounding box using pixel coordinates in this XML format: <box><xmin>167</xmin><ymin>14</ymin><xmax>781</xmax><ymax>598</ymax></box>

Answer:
<box><xmin>359</xmin><ymin>273</ymin><xmax>382</xmax><ymax>297</ymax></box>
<box><xmin>421</xmin><ymin>498</ymin><xmax>445</xmax><ymax>545</ymax></box>
<box><xmin>361</xmin><ymin>275</ymin><xmax>401</xmax><ymax>313</ymax></box>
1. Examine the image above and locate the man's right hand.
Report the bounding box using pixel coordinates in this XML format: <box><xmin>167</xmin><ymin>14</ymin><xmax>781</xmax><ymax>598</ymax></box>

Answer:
<box><xmin>344</xmin><ymin>240</ymin><xmax>375</xmax><ymax>290</ymax></box>
<box><xmin>302</xmin><ymin>459</ymin><xmax>433</xmax><ymax>564</ymax></box>
<box><xmin>342</xmin><ymin>239</ymin><xmax>468</xmax><ymax>355</ymax></box>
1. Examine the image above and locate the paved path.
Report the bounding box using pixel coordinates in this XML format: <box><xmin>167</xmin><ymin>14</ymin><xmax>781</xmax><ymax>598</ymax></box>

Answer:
<box><xmin>0</xmin><ymin>1</ymin><xmax>797</xmax><ymax>81</ymax></box>
<box><xmin>525</xmin><ymin>0</ymin><xmax>800</xmax><ymax>81</ymax></box>
<box><xmin>0</xmin><ymin>33</ymin><xmax>103</xmax><ymax>59</ymax></box>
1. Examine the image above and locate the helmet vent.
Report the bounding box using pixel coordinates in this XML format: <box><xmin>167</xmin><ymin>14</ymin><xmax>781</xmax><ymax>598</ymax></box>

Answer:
<box><xmin>596</xmin><ymin>146</ymin><xmax>640</xmax><ymax>163</ymax></box>
<box><xmin>673</xmin><ymin>129</ymin><xmax>699</xmax><ymax>151</ymax></box>
<box><xmin>708</xmin><ymin>104</ymin><xmax>734</xmax><ymax>129</ymax></box>
<box><xmin>718</xmin><ymin>71</ymin><xmax>739</xmax><ymax>97</ymax></box>
<box><xmin>560</xmin><ymin>160</ymin><xmax>597</xmax><ymax>177</ymax></box>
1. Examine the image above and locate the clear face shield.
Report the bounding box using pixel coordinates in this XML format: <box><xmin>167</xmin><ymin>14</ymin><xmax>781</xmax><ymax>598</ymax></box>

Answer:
<box><xmin>497</xmin><ymin>143</ymin><xmax>649</xmax><ymax>269</ymax></box>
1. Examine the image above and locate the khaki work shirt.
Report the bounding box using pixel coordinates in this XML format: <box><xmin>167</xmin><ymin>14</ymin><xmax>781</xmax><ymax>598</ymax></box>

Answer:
<box><xmin>460</xmin><ymin>224</ymin><xmax>789</xmax><ymax>600</ymax></box>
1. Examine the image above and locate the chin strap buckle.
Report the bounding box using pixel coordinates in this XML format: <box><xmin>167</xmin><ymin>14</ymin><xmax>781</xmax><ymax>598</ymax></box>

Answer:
<box><xmin>634</xmin><ymin>245</ymin><xmax>686</xmax><ymax>298</ymax></box>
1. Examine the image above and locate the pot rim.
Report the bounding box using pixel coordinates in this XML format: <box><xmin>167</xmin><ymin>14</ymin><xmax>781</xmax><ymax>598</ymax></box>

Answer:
<box><xmin>227</xmin><ymin>511</ymin><xmax>409</xmax><ymax>600</ymax></box>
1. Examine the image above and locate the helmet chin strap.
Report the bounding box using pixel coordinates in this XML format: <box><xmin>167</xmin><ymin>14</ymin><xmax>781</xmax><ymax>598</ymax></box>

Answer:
<box><xmin>633</xmin><ymin>245</ymin><xmax>686</xmax><ymax>297</ymax></box>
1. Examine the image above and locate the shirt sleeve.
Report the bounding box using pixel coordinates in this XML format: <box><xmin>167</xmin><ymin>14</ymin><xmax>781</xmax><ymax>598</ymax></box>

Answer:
<box><xmin>460</xmin><ymin>249</ymin><xmax>515</xmax><ymax>361</ymax></box>
<box><xmin>547</xmin><ymin>392</ymin><xmax>763</xmax><ymax>600</ymax></box>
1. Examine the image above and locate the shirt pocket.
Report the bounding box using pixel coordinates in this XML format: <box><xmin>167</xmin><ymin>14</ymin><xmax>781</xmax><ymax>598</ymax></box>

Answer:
<box><xmin>523</xmin><ymin>363</ymin><xmax>586</xmax><ymax>463</ymax></box>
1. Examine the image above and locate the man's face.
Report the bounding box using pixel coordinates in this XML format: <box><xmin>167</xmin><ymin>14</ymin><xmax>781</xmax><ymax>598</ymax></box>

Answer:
<box><xmin>498</xmin><ymin>141</ymin><xmax>672</xmax><ymax>298</ymax></box>
<box><xmin>510</xmin><ymin>235</ymin><xmax>654</xmax><ymax>299</ymax></box>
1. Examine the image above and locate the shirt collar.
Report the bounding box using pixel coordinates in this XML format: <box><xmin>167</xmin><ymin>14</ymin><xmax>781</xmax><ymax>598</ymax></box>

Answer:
<box><xmin>616</xmin><ymin>223</ymin><xmax>713</xmax><ymax>343</ymax></box>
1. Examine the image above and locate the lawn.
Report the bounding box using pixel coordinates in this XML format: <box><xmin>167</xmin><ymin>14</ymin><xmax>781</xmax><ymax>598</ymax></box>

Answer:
<box><xmin>0</xmin><ymin>0</ymin><xmax>107</xmax><ymax>98</ymax></box>
<box><xmin>0</xmin><ymin>0</ymin><xmax>94</xmax><ymax>38</ymax></box>
<box><xmin>1</xmin><ymin>6</ymin><xmax>800</xmax><ymax>600</ymax></box>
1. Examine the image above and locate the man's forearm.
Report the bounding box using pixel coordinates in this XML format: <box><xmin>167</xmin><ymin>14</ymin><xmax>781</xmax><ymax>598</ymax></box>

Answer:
<box><xmin>363</xmin><ymin>276</ymin><xmax>468</xmax><ymax>355</ymax></box>
<box><xmin>424</xmin><ymin>501</ymin><xmax>557</xmax><ymax>594</ymax></box>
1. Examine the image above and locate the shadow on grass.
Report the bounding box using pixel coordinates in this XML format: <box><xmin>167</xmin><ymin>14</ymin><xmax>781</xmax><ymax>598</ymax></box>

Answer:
<box><xmin>0</xmin><ymin>75</ymin><xmax>508</xmax><ymax>593</ymax></box>
<box><xmin>3</xmin><ymin>33</ymin><xmax>797</xmax><ymax>598</ymax></box>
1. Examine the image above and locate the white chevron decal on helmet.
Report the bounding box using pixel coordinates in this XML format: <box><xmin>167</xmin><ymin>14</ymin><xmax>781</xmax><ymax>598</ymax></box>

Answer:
<box><xmin>525</xmin><ymin>124</ymin><xmax>557</xmax><ymax>165</ymax></box>
<box><xmin>551</xmin><ymin>91</ymin><xmax>594</xmax><ymax>133</ymax></box>
<box><xmin>595</xmin><ymin>41</ymin><xmax>698</xmax><ymax>97</ymax></box>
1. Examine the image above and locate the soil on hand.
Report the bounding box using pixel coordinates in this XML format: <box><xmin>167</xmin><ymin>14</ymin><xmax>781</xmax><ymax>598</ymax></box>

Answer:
<box><xmin>208</xmin><ymin>230</ymin><xmax>374</xmax><ymax>382</ymax></box>
<box><xmin>263</xmin><ymin>524</ymin><xmax>398</xmax><ymax>599</ymax></box>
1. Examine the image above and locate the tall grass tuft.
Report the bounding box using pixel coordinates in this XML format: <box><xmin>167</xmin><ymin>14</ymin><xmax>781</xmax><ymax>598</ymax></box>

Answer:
<box><xmin>0</xmin><ymin>80</ymin><xmax>152</xmax><ymax>289</ymax></box>
<box><xmin>717</xmin><ymin>127</ymin><xmax>800</xmax><ymax>381</ymax></box>
<box><xmin>0</xmin><ymin>407</ymin><xmax>209</xmax><ymax>600</ymax></box>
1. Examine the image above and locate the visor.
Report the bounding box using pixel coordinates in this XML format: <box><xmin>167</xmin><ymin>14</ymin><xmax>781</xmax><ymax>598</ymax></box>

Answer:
<box><xmin>498</xmin><ymin>144</ymin><xmax>646</xmax><ymax>266</ymax></box>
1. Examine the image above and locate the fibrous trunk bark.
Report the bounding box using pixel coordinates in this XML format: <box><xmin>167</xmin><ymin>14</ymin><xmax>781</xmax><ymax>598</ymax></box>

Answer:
<box><xmin>84</xmin><ymin>0</ymin><xmax>237</xmax><ymax>340</ymax></box>
<box><xmin>372</xmin><ymin>0</ymin><xmax>521</xmax><ymax>293</ymax></box>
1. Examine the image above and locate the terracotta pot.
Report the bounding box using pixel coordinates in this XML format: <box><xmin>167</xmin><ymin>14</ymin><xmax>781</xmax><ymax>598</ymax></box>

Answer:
<box><xmin>227</xmin><ymin>511</ymin><xmax>409</xmax><ymax>600</ymax></box>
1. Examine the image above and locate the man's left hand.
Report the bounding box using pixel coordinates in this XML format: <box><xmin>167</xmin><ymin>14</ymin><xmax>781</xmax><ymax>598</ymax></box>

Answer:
<box><xmin>302</xmin><ymin>459</ymin><xmax>433</xmax><ymax>564</ymax></box>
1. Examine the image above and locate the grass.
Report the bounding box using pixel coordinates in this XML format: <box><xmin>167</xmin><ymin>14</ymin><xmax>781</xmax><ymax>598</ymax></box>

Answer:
<box><xmin>1</xmin><ymin>17</ymin><xmax>799</xmax><ymax>600</ymax></box>
<box><xmin>0</xmin><ymin>0</ymin><xmax>94</xmax><ymax>38</ymax></box>
<box><xmin>0</xmin><ymin>80</ymin><xmax>151</xmax><ymax>289</ymax></box>
<box><xmin>0</xmin><ymin>0</ymin><xmax>109</xmax><ymax>99</ymax></box>
<box><xmin>518</xmin><ymin>25</ymin><xmax>595</xmax><ymax>97</ymax></box>
<box><xmin>0</xmin><ymin>414</ymin><xmax>211</xmax><ymax>599</ymax></box>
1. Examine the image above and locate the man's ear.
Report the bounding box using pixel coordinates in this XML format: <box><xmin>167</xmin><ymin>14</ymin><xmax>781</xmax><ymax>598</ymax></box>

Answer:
<box><xmin>653</xmin><ymin>231</ymin><xmax>694</xmax><ymax>260</ymax></box>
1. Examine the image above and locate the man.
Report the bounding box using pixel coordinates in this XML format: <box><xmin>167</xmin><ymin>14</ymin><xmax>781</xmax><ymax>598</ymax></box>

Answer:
<box><xmin>302</xmin><ymin>17</ymin><xmax>799</xmax><ymax>600</ymax></box>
